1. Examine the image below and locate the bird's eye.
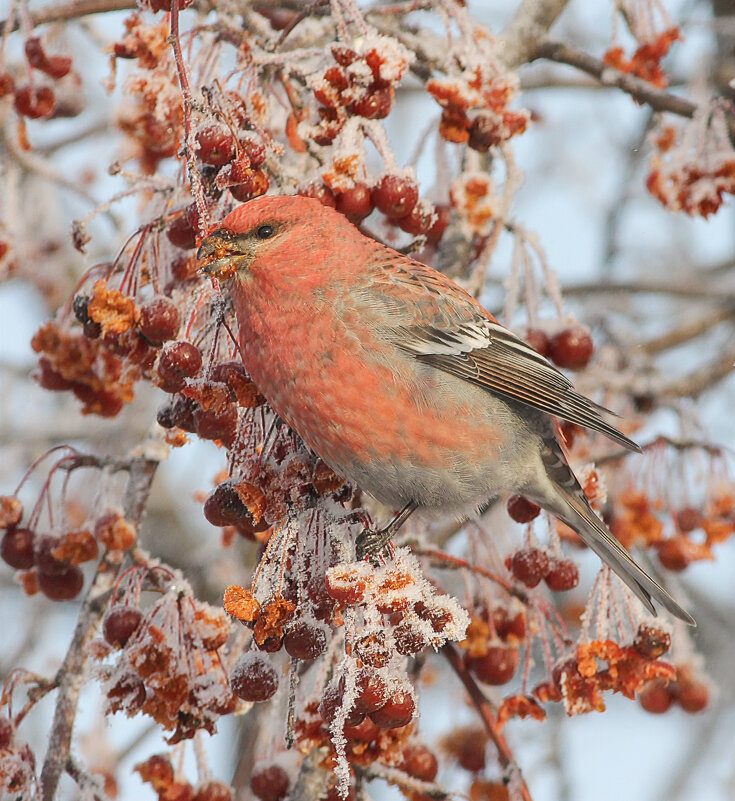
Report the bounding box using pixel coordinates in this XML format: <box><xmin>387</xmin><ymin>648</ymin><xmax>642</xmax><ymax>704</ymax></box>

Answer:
<box><xmin>256</xmin><ymin>224</ymin><xmax>275</xmax><ymax>240</ymax></box>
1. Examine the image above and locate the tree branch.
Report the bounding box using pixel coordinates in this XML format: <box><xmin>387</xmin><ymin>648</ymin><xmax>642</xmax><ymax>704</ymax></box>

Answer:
<box><xmin>0</xmin><ymin>0</ymin><xmax>137</xmax><ymax>35</ymax></box>
<box><xmin>534</xmin><ymin>39</ymin><xmax>697</xmax><ymax>118</ymax></box>
<box><xmin>500</xmin><ymin>0</ymin><xmax>572</xmax><ymax>68</ymax></box>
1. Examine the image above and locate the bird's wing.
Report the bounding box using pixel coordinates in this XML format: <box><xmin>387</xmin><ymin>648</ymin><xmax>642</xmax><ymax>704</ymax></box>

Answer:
<box><xmin>358</xmin><ymin>255</ymin><xmax>640</xmax><ymax>452</ymax></box>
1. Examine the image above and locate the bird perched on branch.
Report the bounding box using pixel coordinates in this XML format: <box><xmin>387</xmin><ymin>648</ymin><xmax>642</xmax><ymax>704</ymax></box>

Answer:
<box><xmin>198</xmin><ymin>194</ymin><xmax>694</xmax><ymax>625</ymax></box>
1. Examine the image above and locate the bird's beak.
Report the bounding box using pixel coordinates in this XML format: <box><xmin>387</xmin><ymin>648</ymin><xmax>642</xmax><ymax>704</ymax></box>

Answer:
<box><xmin>197</xmin><ymin>229</ymin><xmax>249</xmax><ymax>280</ymax></box>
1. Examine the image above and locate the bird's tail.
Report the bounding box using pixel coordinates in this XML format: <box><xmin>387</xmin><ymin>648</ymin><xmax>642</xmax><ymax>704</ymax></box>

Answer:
<box><xmin>534</xmin><ymin>441</ymin><xmax>695</xmax><ymax>626</ymax></box>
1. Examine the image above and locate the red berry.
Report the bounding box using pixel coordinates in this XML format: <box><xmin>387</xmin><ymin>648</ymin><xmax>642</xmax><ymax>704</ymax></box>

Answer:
<box><xmin>675</xmin><ymin>507</ymin><xmax>702</xmax><ymax>533</ymax></box>
<box><xmin>43</xmin><ymin>55</ymin><xmax>72</xmax><ymax>79</ymax></box>
<box><xmin>638</xmin><ymin>679</ymin><xmax>673</xmax><ymax>714</ymax></box>
<box><xmin>230</xmin><ymin>169</ymin><xmax>269</xmax><ymax>202</ymax></box>
<box><xmin>193</xmin><ymin>403</ymin><xmax>238</xmax><ymax>444</ymax></box>
<box><xmin>157</xmin><ymin>341</ymin><xmax>202</xmax><ymax>390</ymax></box>
<box><xmin>204</xmin><ymin>482</ymin><xmax>250</xmax><ymax>527</ymax></box>
<box><xmin>506</xmin><ymin>495</ymin><xmax>540</xmax><ymax>523</ymax></box>
<box><xmin>251</xmin><ymin>765</ymin><xmax>289</xmax><ymax>801</ymax></box>
<box><xmin>544</xmin><ymin>558</ymin><xmax>579</xmax><ymax>591</ymax></box>
<box><xmin>0</xmin><ymin>71</ymin><xmax>15</xmax><ymax>97</ymax></box>
<box><xmin>160</xmin><ymin>395</ymin><xmax>198</xmax><ymax>431</ymax></box>
<box><xmin>343</xmin><ymin>716</ymin><xmax>380</xmax><ymax>741</ymax></box>
<box><xmin>283</xmin><ymin>619</ymin><xmax>327</xmax><ymax>660</ymax></box>
<box><xmin>239</xmin><ymin>138</ymin><xmax>266</xmax><ymax>168</ymax></box>
<box><xmin>103</xmin><ymin>604</ymin><xmax>143</xmax><ymax>648</ymax></box>
<box><xmin>468</xmin><ymin>114</ymin><xmax>501</xmax><ymax>152</ymax></box>
<box><xmin>38</xmin><ymin>565</ymin><xmax>84</xmax><ymax>600</ymax></box>
<box><xmin>372</xmin><ymin>175</ymin><xmax>418</xmax><ymax>219</ymax></box>
<box><xmin>633</xmin><ymin>623</ymin><xmax>671</xmax><ymax>659</ymax></box>
<box><xmin>166</xmin><ymin>214</ymin><xmax>198</xmax><ymax>250</ymax></box>
<box><xmin>34</xmin><ymin>534</ymin><xmax>68</xmax><ymax>575</ymax></box>
<box><xmin>510</xmin><ymin>547</ymin><xmax>550</xmax><ymax>587</ymax></box>
<box><xmin>354</xmin><ymin>669</ymin><xmax>389</xmax><ymax>714</ymax></box>
<box><xmin>347</xmin><ymin>86</ymin><xmax>393</xmax><ymax>119</ymax></box>
<box><xmin>369</xmin><ymin>690</ymin><xmax>414</xmax><ymax>729</ymax></box>
<box><xmin>548</xmin><ymin>328</ymin><xmax>594</xmax><ymax>370</ymax></box>
<box><xmin>336</xmin><ymin>184</ymin><xmax>374</xmax><ymax>221</ymax></box>
<box><xmin>524</xmin><ymin>328</ymin><xmax>550</xmax><ymax>357</ymax></box>
<box><xmin>678</xmin><ymin>681</ymin><xmax>708</xmax><ymax>713</ymax></box>
<box><xmin>466</xmin><ymin>645</ymin><xmax>519</xmax><ymax>685</ymax></box>
<box><xmin>319</xmin><ymin>680</ymin><xmax>364</xmax><ymax>727</ymax></box>
<box><xmin>0</xmin><ymin>716</ymin><xmax>13</xmax><ymax>749</ymax></box>
<box><xmin>657</xmin><ymin>538</ymin><xmax>691</xmax><ymax>572</ymax></box>
<box><xmin>25</xmin><ymin>37</ymin><xmax>47</xmax><ymax>69</ymax></box>
<box><xmin>230</xmin><ymin>653</ymin><xmax>279</xmax><ymax>702</ymax></box>
<box><xmin>426</xmin><ymin>204</ymin><xmax>450</xmax><ymax>245</ymax></box>
<box><xmin>398</xmin><ymin>202</ymin><xmax>435</xmax><ymax>235</ymax></box>
<box><xmin>298</xmin><ymin>182</ymin><xmax>337</xmax><ymax>208</ymax></box>
<box><xmin>138</xmin><ymin>296</ymin><xmax>180</xmax><ymax>344</ymax></box>
<box><xmin>193</xmin><ymin>781</ymin><xmax>233</xmax><ymax>801</ymax></box>
<box><xmin>1</xmin><ymin>527</ymin><xmax>35</xmax><ymax>569</ymax></box>
<box><xmin>332</xmin><ymin>45</ymin><xmax>357</xmax><ymax>66</ymax></box>
<box><xmin>196</xmin><ymin>126</ymin><xmax>235</xmax><ymax>166</ymax></box>
<box><xmin>400</xmin><ymin>744</ymin><xmax>438</xmax><ymax>782</ymax></box>
<box><xmin>325</xmin><ymin>565</ymin><xmax>369</xmax><ymax>606</ymax></box>
<box><xmin>324</xmin><ymin>66</ymin><xmax>350</xmax><ymax>90</ymax></box>
<box><xmin>14</xmin><ymin>84</ymin><xmax>56</xmax><ymax>118</ymax></box>
<box><xmin>170</xmin><ymin>253</ymin><xmax>198</xmax><ymax>284</ymax></box>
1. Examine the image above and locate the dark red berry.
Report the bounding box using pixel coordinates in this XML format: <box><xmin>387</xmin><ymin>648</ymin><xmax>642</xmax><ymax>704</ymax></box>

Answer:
<box><xmin>14</xmin><ymin>84</ymin><xmax>56</xmax><ymax>118</ymax></box>
<box><xmin>196</xmin><ymin>126</ymin><xmax>235</xmax><ymax>166</ymax></box>
<box><xmin>103</xmin><ymin>604</ymin><xmax>143</xmax><ymax>648</ymax></box>
<box><xmin>426</xmin><ymin>204</ymin><xmax>450</xmax><ymax>245</ymax></box>
<box><xmin>678</xmin><ymin>681</ymin><xmax>708</xmax><ymax>713</ymax></box>
<box><xmin>675</xmin><ymin>507</ymin><xmax>702</xmax><ymax>533</ymax></box>
<box><xmin>319</xmin><ymin>680</ymin><xmax>364</xmax><ymax>727</ymax></box>
<box><xmin>230</xmin><ymin>653</ymin><xmax>279</xmax><ymax>702</ymax></box>
<box><xmin>36</xmin><ymin>358</ymin><xmax>73</xmax><ymax>391</ymax></box>
<box><xmin>157</xmin><ymin>341</ymin><xmax>202</xmax><ymax>390</ymax></box>
<box><xmin>250</xmin><ymin>765</ymin><xmax>289</xmax><ymax>801</ymax></box>
<box><xmin>193</xmin><ymin>781</ymin><xmax>233</xmax><ymax>801</ymax></box>
<box><xmin>283</xmin><ymin>619</ymin><xmax>327</xmax><ymax>660</ymax></box>
<box><xmin>400</xmin><ymin>744</ymin><xmax>438</xmax><ymax>782</ymax></box>
<box><xmin>510</xmin><ymin>547</ymin><xmax>550</xmax><ymax>588</ymax></box>
<box><xmin>336</xmin><ymin>184</ymin><xmax>374</xmax><ymax>221</ymax></box>
<box><xmin>372</xmin><ymin>175</ymin><xmax>418</xmax><ymax>218</ymax></box>
<box><xmin>1</xmin><ymin>528</ymin><xmax>35</xmax><ymax>569</ymax></box>
<box><xmin>548</xmin><ymin>328</ymin><xmax>594</xmax><ymax>370</ymax></box>
<box><xmin>0</xmin><ymin>716</ymin><xmax>13</xmax><ymax>749</ymax></box>
<box><xmin>167</xmin><ymin>395</ymin><xmax>198</xmax><ymax>431</ymax></box>
<box><xmin>34</xmin><ymin>534</ymin><xmax>68</xmax><ymax>575</ymax></box>
<box><xmin>43</xmin><ymin>55</ymin><xmax>72</xmax><ymax>79</ymax></box>
<box><xmin>506</xmin><ymin>495</ymin><xmax>541</xmax><ymax>523</ymax></box>
<box><xmin>468</xmin><ymin>114</ymin><xmax>501</xmax><ymax>152</ymax></box>
<box><xmin>544</xmin><ymin>558</ymin><xmax>579</xmax><ymax>591</ymax></box>
<box><xmin>73</xmin><ymin>294</ymin><xmax>91</xmax><ymax>324</ymax></box>
<box><xmin>369</xmin><ymin>691</ymin><xmax>414</xmax><ymax>729</ymax></box>
<box><xmin>138</xmin><ymin>296</ymin><xmax>180</xmax><ymax>344</ymax></box>
<box><xmin>239</xmin><ymin>138</ymin><xmax>266</xmax><ymax>168</ymax></box>
<box><xmin>204</xmin><ymin>482</ymin><xmax>250</xmax><ymax>527</ymax></box>
<box><xmin>193</xmin><ymin>404</ymin><xmax>238</xmax><ymax>444</ymax></box>
<box><xmin>230</xmin><ymin>169</ymin><xmax>269</xmax><ymax>202</ymax></box>
<box><xmin>466</xmin><ymin>645</ymin><xmax>519</xmax><ymax>685</ymax></box>
<box><xmin>524</xmin><ymin>328</ymin><xmax>550</xmax><ymax>357</ymax></box>
<box><xmin>166</xmin><ymin>214</ymin><xmax>198</xmax><ymax>250</ymax></box>
<box><xmin>657</xmin><ymin>538</ymin><xmax>691</xmax><ymax>572</ymax></box>
<box><xmin>398</xmin><ymin>202</ymin><xmax>435</xmax><ymax>235</ymax></box>
<box><xmin>38</xmin><ymin>565</ymin><xmax>84</xmax><ymax>600</ymax></box>
<box><xmin>633</xmin><ymin>623</ymin><xmax>671</xmax><ymax>660</ymax></box>
<box><xmin>347</xmin><ymin>86</ymin><xmax>393</xmax><ymax>119</ymax></box>
<box><xmin>332</xmin><ymin>45</ymin><xmax>357</xmax><ymax>66</ymax></box>
<box><xmin>638</xmin><ymin>680</ymin><xmax>673</xmax><ymax>714</ymax></box>
<box><xmin>354</xmin><ymin>669</ymin><xmax>389</xmax><ymax>714</ymax></box>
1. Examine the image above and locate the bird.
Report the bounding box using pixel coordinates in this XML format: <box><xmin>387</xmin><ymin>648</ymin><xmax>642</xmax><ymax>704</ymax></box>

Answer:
<box><xmin>197</xmin><ymin>194</ymin><xmax>694</xmax><ymax>625</ymax></box>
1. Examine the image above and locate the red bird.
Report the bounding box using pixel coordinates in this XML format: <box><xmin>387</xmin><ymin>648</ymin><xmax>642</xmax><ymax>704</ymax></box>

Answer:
<box><xmin>198</xmin><ymin>195</ymin><xmax>693</xmax><ymax>625</ymax></box>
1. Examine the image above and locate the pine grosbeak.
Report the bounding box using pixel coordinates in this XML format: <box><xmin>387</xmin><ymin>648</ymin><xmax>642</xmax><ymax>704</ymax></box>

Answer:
<box><xmin>198</xmin><ymin>195</ymin><xmax>693</xmax><ymax>625</ymax></box>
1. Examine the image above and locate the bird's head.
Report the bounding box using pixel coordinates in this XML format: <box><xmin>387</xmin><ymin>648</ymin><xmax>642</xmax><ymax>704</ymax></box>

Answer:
<box><xmin>197</xmin><ymin>195</ymin><xmax>344</xmax><ymax>281</ymax></box>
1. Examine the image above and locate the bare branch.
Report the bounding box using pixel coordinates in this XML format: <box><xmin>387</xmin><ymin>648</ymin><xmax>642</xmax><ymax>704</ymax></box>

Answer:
<box><xmin>0</xmin><ymin>0</ymin><xmax>137</xmax><ymax>35</ymax></box>
<box><xmin>501</xmin><ymin>0</ymin><xmax>572</xmax><ymax>67</ymax></box>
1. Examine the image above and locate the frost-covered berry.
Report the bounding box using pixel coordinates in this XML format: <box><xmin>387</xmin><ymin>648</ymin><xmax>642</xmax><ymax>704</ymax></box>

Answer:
<box><xmin>230</xmin><ymin>653</ymin><xmax>279</xmax><ymax>702</ymax></box>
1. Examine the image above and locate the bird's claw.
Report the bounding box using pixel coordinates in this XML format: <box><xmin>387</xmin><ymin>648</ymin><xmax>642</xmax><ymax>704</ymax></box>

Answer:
<box><xmin>355</xmin><ymin>528</ymin><xmax>392</xmax><ymax>561</ymax></box>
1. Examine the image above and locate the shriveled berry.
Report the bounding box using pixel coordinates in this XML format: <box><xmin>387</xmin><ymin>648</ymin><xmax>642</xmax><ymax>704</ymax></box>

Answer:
<box><xmin>325</xmin><ymin>565</ymin><xmax>369</xmax><ymax>605</ymax></box>
<box><xmin>506</xmin><ymin>495</ymin><xmax>540</xmax><ymax>523</ymax></box>
<box><xmin>510</xmin><ymin>547</ymin><xmax>549</xmax><ymax>587</ymax></box>
<box><xmin>373</xmin><ymin>175</ymin><xmax>418</xmax><ymax>218</ymax></box>
<box><xmin>284</xmin><ymin>619</ymin><xmax>327</xmax><ymax>660</ymax></box>
<box><xmin>138</xmin><ymin>296</ymin><xmax>180</xmax><ymax>344</ymax></box>
<box><xmin>467</xmin><ymin>645</ymin><xmax>519</xmax><ymax>685</ymax></box>
<box><xmin>369</xmin><ymin>690</ymin><xmax>414</xmax><ymax>729</ymax></box>
<box><xmin>0</xmin><ymin>496</ymin><xmax>23</xmax><ymax>530</ymax></box>
<box><xmin>166</xmin><ymin>214</ymin><xmax>198</xmax><ymax>250</ymax></box>
<box><xmin>230</xmin><ymin>653</ymin><xmax>278</xmax><ymax>702</ymax></box>
<box><xmin>400</xmin><ymin>744</ymin><xmax>438</xmax><ymax>782</ymax></box>
<box><xmin>1</xmin><ymin>527</ymin><xmax>35</xmax><ymax>569</ymax></box>
<box><xmin>638</xmin><ymin>679</ymin><xmax>673</xmax><ymax>714</ymax></box>
<box><xmin>332</xmin><ymin>45</ymin><xmax>357</xmax><ymax>66</ymax></box>
<box><xmin>336</xmin><ymin>184</ymin><xmax>374</xmax><ymax>221</ymax></box>
<box><xmin>72</xmin><ymin>294</ymin><xmax>91</xmax><ymax>324</ymax></box>
<box><xmin>548</xmin><ymin>328</ymin><xmax>594</xmax><ymax>370</ymax></box>
<box><xmin>157</xmin><ymin>341</ymin><xmax>202</xmax><ymax>390</ymax></box>
<box><xmin>524</xmin><ymin>328</ymin><xmax>550</xmax><ymax>357</ymax></box>
<box><xmin>193</xmin><ymin>404</ymin><xmax>238</xmax><ymax>444</ymax></box>
<box><xmin>103</xmin><ymin>604</ymin><xmax>143</xmax><ymax>648</ymax></box>
<box><xmin>196</xmin><ymin>126</ymin><xmax>235</xmax><ymax>166</ymax></box>
<box><xmin>251</xmin><ymin>765</ymin><xmax>289</xmax><ymax>801</ymax></box>
<box><xmin>193</xmin><ymin>781</ymin><xmax>233</xmax><ymax>801</ymax></box>
<box><xmin>544</xmin><ymin>558</ymin><xmax>579</xmax><ymax>591</ymax></box>
<box><xmin>468</xmin><ymin>114</ymin><xmax>501</xmax><ymax>152</ymax></box>
<box><xmin>38</xmin><ymin>565</ymin><xmax>83</xmax><ymax>600</ymax></box>
<box><xmin>14</xmin><ymin>84</ymin><xmax>55</xmax><ymax>118</ymax></box>
<box><xmin>204</xmin><ymin>482</ymin><xmax>251</xmax><ymax>527</ymax></box>
<box><xmin>633</xmin><ymin>623</ymin><xmax>671</xmax><ymax>659</ymax></box>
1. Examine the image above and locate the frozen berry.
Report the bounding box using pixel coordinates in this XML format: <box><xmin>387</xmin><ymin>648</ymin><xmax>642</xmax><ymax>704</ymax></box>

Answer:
<box><xmin>1</xmin><ymin>527</ymin><xmax>35</xmax><ymax>569</ymax></box>
<box><xmin>196</xmin><ymin>126</ymin><xmax>235</xmax><ymax>166</ymax></box>
<box><xmin>506</xmin><ymin>495</ymin><xmax>540</xmax><ymax>523</ymax></box>
<box><xmin>524</xmin><ymin>328</ymin><xmax>550</xmax><ymax>357</ymax></box>
<box><xmin>372</xmin><ymin>175</ymin><xmax>418</xmax><ymax>218</ymax></box>
<box><xmin>166</xmin><ymin>214</ymin><xmax>198</xmax><ymax>250</ymax></box>
<box><xmin>284</xmin><ymin>619</ymin><xmax>327</xmax><ymax>660</ymax></box>
<box><xmin>319</xmin><ymin>680</ymin><xmax>364</xmax><ymax>727</ymax></box>
<box><xmin>204</xmin><ymin>482</ymin><xmax>250</xmax><ymax>527</ymax></box>
<box><xmin>638</xmin><ymin>679</ymin><xmax>673</xmax><ymax>714</ymax></box>
<box><xmin>369</xmin><ymin>690</ymin><xmax>414</xmax><ymax>729</ymax></box>
<box><xmin>230</xmin><ymin>169</ymin><xmax>269</xmax><ymax>202</ymax></box>
<box><xmin>239</xmin><ymin>138</ymin><xmax>266</xmax><ymax>168</ymax></box>
<box><xmin>548</xmin><ymin>328</ymin><xmax>594</xmax><ymax>370</ymax></box>
<box><xmin>468</xmin><ymin>114</ymin><xmax>501</xmax><ymax>152</ymax></box>
<box><xmin>193</xmin><ymin>781</ymin><xmax>233</xmax><ymax>801</ymax></box>
<box><xmin>347</xmin><ymin>86</ymin><xmax>393</xmax><ymax>119</ymax></box>
<box><xmin>400</xmin><ymin>744</ymin><xmax>438</xmax><ymax>782</ymax></box>
<box><xmin>633</xmin><ymin>623</ymin><xmax>671</xmax><ymax>660</ymax></box>
<box><xmin>425</xmin><ymin>204</ymin><xmax>450</xmax><ymax>245</ymax></box>
<box><xmin>34</xmin><ymin>534</ymin><xmax>68</xmax><ymax>575</ymax></box>
<box><xmin>544</xmin><ymin>558</ymin><xmax>579</xmax><ymax>591</ymax></box>
<box><xmin>38</xmin><ymin>565</ymin><xmax>83</xmax><ymax>600</ymax></box>
<box><xmin>193</xmin><ymin>404</ymin><xmax>238</xmax><ymax>444</ymax></box>
<box><xmin>138</xmin><ymin>297</ymin><xmax>180</xmax><ymax>344</ymax></box>
<box><xmin>157</xmin><ymin>341</ymin><xmax>202</xmax><ymax>390</ymax></box>
<box><xmin>298</xmin><ymin>182</ymin><xmax>337</xmax><ymax>208</ymax></box>
<box><xmin>230</xmin><ymin>653</ymin><xmax>278</xmax><ymax>702</ymax></box>
<box><xmin>103</xmin><ymin>604</ymin><xmax>143</xmax><ymax>648</ymax></box>
<box><xmin>325</xmin><ymin>565</ymin><xmax>369</xmax><ymax>605</ymax></box>
<box><xmin>678</xmin><ymin>680</ymin><xmax>708</xmax><ymax>713</ymax></box>
<box><xmin>510</xmin><ymin>547</ymin><xmax>549</xmax><ymax>588</ymax></box>
<box><xmin>250</xmin><ymin>765</ymin><xmax>289</xmax><ymax>801</ymax></box>
<box><xmin>467</xmin><ymin>645</ymin><xmax>518</xmax><ymax>685</ymax></box>
<box><xmin>14</xmin><ymin>84</ymin><xmax>56</xmax><ymax>118</ymax></box>
<box><xmin>398</xmin><ymin>202</ymin><xmax>435</xmax><ymax>235</ymax></box>
<box><xmin>354</xmin><ymin>669</ymin><xmax>389</xmax><ymax>714</ymax></box>
<box><xmin>336</xmin><ymin>184</ymin><xmax>374</xmax><ymax>221</ymax></box>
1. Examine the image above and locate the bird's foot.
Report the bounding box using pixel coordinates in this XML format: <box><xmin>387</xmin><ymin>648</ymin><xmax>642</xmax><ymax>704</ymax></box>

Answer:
<box><xmin>355</xmin><ymin>501</ymin><xmax>418</xmax><ymax>561</ymax></box>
